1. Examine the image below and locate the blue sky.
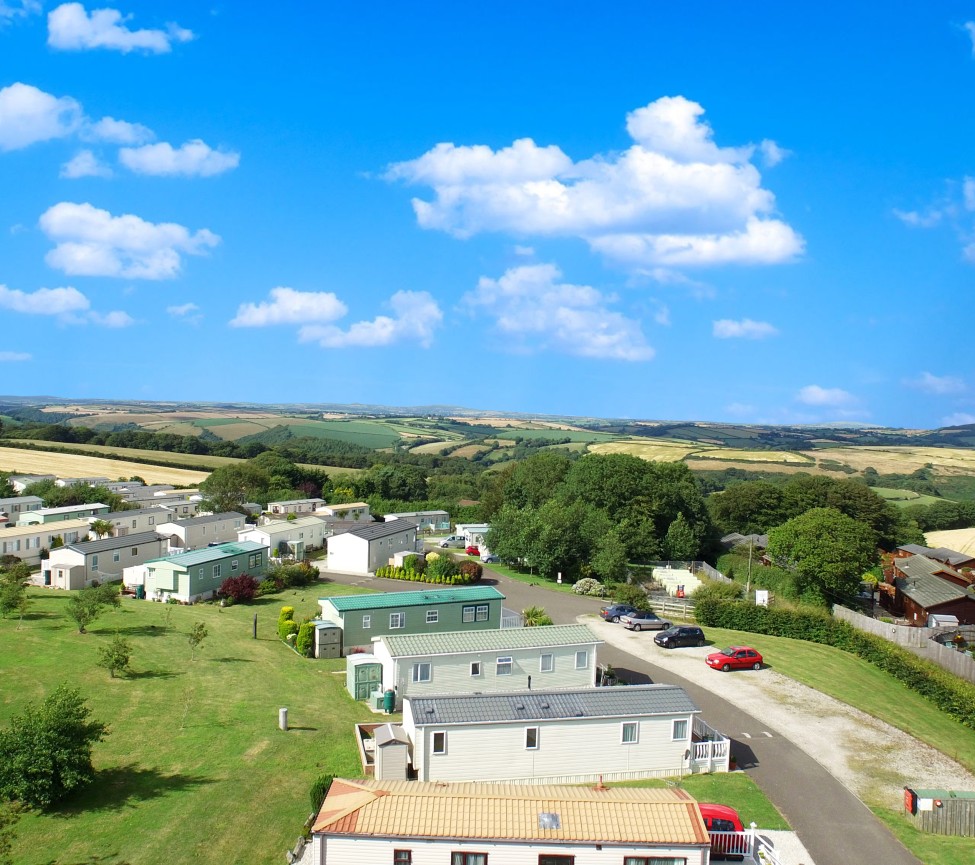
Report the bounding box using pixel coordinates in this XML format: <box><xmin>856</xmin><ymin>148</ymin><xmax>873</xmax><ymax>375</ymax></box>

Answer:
<box><xmin>2</xmin><ymin>2</ymin><xmax>975</xmax><ymax>429</ymax></box>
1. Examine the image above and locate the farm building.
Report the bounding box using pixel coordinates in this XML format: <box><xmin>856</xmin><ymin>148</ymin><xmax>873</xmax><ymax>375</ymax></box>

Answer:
<box><xmin>44</xmin><ymin>532</ymin><xmax>168</xmax><ymax>590</ymax></box>
<box><xmin>141</xmin><ymin>541</ymin><xmax>268</xmax><ymax>602</ymax></box>
<box><xmin>0</xmin><ymin>519</ymin><xmax>91</xmax><ymax>567</ymax></box>
<box><xmin>383</xmin><ymin>510</ymin><xmax>451</xmax><ymax>531</ymax></box>
<box><xmin>402</xmin><ymin>684</ymin><xmax>727</xmax><ymax>784</ymax></box>
<box><xmin>266</xmin><ymin>497</ymin><xmax>325</xmax><ymax>515</ymax></box>
<box><xmin>370</xmin><ymin>624</ymin><xmax>602</xmax><ymax>708</ymax></box>
<box><xmin>309</xmin><ymin>778</ymin><xmax>712</xmax><ymax>865</ymax></box>
<box><xmin>92</xmin><ymin>506</ymin><xmax>175</xmax><ymax>536</ymax></box>
<box><xmin>318</xmin><ymin>585</ymin><xmax>506</xmax><ymax>653</ymax></box>
<box><xmin>0</xmin><ymin>495</ymin><xmax>44</xmax><ymax>527</ymax></box>
<box><xmin>887</xmin><ymin>555</ymin><xmax>975</xmax><ymax>625</ymax></box>
<box><xmin>17</xmin><ymin>503</ymin><xmax>111</xmax><ymax>526</ymax></box>
<box><xmin>310</xmin><ymin>778</ymin><xmax>712</xmax><ymax>865</ymax></box>
<box><xmin>238</xmin><ymin>515</ymin><xmax>328</xmax><ymax>558</ymax></box>
<box><xmin>897</xmin><ymin>544</ymin><xmax>975</xmax><ymax>570</ymax></box>
<box><xmin>158</xmin><ymin>511</ymin><xmax>246</xmax><ymax>551</ymax></box>
<box><xmin>325</xmin><ymin>518</ymin><xmax>418</xmax><ymax>574</ymax></box>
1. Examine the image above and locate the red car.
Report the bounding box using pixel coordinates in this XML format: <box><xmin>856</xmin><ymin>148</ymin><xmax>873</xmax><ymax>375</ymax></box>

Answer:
<box><xmin>465</xmin><ymin>545</ymin><xmax>480</xmax><ymax>556</ymax></box>
<box><xmin>699</xmin><ymin>803</ymin><xmax>745</xmax><ymax>860</ymax></box>
<box><xmin>706</xmin><ymin>646</ymin><xmax>763</xmax><ymax>672</ymax></box>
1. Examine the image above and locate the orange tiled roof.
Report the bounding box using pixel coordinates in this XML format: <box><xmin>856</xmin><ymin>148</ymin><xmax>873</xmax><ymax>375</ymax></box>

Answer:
<box><xmin>313</xmin><ymin>779</ymin><xmax>709</xmax><ymax>846</ymax></box>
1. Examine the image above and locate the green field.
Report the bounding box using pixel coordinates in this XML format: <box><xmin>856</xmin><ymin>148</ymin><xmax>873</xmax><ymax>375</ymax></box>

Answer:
<box><xmin>872</xmin><ymin>486</ymin><xmax>946</xmax><ymax>508</ymax></box>
<box><xmin>1</xmin><ymin>585</ymin><xmax>375</xmax><ymax>865</ymax></box>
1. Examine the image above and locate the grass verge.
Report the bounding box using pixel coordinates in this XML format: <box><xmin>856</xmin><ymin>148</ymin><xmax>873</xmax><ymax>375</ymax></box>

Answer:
<box><xmin>1</xmin><ymin>583</ymin><xmax>374</xmax><ymax>865</ymax></box>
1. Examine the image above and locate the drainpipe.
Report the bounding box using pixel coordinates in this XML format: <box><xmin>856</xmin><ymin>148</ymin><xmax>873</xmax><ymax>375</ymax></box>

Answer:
<box><xmin>527</xmin><ymin>675</ymin><xmax>532</xmax><ymax>690</ymax></box>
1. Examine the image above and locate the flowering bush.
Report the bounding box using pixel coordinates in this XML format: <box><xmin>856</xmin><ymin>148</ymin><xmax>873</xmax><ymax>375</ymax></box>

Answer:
<box><xmin>573</xmin><ymin>577</ymin><xmax>606</xmax><ymax>597</ymax></box>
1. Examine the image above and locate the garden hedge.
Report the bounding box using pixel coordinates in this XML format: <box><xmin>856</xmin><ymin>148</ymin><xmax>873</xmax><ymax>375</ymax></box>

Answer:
<box><xmin>694</xmin><ymin>599</ymin><xmax>975</xmax><ymax>730</ymax></box>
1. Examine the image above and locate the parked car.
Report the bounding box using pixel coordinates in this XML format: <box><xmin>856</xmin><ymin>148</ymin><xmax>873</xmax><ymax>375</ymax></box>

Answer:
<box><xmin>443</xmin><ymin>535</ymin><xmax>464</xmax><ymax>542</ymax></box>
<box><xmin>654</xmin><ymin>625</ymin><xmax>706</xmax><ymax>648</ymax></box>
<box><xmin>599</xmin><ymin>603</ymin><xmax>639</xmax><ymax>623</ymax></box>
<box><xmin>439</xmin><ymin>539</ymin><xmax>464</xmax><ymax>548</ymax></box>
<box><xmin>699</xmin><ymin>803</ymin><xmax>744</xmax><ymax>861</ymax></box>
<box><xmin>481</xmin><ymin>553</ymin><xmax>500</xmax><ymax>564</ymax></box>
<box><xmin>706</xmin><ymin>646</ymin><xmax>763</xmax><ymax>671</ymax></box>
<box><xmin>619</xmin><ymin>610</ymin><xmax>671</xmax><ymax>631</ymax></box>
<box><xmin>465</xmin><ymin>545</ymin><xmax>480</xmax><ymax>556</ymax></box>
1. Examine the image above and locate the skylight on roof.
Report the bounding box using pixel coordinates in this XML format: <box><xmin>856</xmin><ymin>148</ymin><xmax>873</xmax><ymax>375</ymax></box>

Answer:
<box><xmin>538</xmin><ymin>812</ymin><xmax>560</xmax><ymax>829</ymax></box>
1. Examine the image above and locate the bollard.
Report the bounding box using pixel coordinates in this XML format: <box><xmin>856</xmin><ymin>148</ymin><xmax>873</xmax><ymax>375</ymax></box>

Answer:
<box><xmin>279</xmin><ymin>707</ymin><xmax>288</xmax><ymax>731</ymax></box>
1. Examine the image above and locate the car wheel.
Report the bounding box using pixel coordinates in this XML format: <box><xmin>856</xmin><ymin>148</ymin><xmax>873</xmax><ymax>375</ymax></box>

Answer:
<box><xmin>753</xmin><ymin>661</ymin><xmax>762</xmax><ymax>670</ymax></box>
<box><xmin>721</xmin><ymin>663</ymin><xmax>731</xmax><ymax>672</ymax></box>
<box><xmin>611</xmin><ymin>616</ymin><xmax>620</xmax><ymax>623</ymax></box>
<box><xmin>633</xmin><ymin>623</ymin><xmax>642</xmax><ymax>632</ymax></box>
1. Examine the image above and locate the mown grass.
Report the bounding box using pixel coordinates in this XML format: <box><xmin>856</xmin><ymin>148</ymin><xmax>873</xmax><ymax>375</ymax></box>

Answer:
<box><xmin>616</xmin><ymin>772</ymin><xmax>789</xmax><ymax>830</ymax></box>
<box><xmin>1</xmin><ymin>583</ymin><xmax>375</xmax><ymax>865</ymax></box>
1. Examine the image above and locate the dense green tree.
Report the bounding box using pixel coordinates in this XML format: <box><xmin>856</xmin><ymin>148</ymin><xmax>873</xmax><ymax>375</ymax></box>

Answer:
<box><xmin>664</xmin><ymin>513</ymin><xmax>698</xmax><ymax>559</ymax></box>
<box><xmin>590</xmin><ymin>529</ymin><xmax>629</xmax><ymax>583</ymax></box>
<box><xmin>766</xmin><ymin>507</ymin><xmax>878</xmax><ymax>604</ymax></box>
<box><xmin>199</xmin><ymin>463</ymin><xmax>271</xmax><ymax>513</ymax></box>
<box><xmin>0</xmin><ymin>801</ymin><xmax>20</xmax><ymax>865</ymax></box>
<box><xmin>0</xmin><ymin>685</ymin><xmax>107</xmax><ymax>809</ymax></box>
<box><xmin>707</xmin><ymin>480</ymin><xmax>789</xmax><ymax>534</ymax></box>
<box><xmin>357</xmin><ymin>464</ymin><xmax>428</xmax><ymax>501</ymax></box>
<box><xmin>0</xmin><ymin>563</ymin><xmax>30</xmax><ymax>621</ymax></box>
<box><xmin>503</xmin><ymin>451</ymin><xmax>572</xmax><ymax>509</ymax></box>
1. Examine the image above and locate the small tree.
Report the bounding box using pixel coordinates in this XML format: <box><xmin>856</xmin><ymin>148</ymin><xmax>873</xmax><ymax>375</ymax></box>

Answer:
<box><xmin>612</xmin><ymin>583</ymin><xmax>649</xmax><ymax>608</ymax></box>
<box><xmin>522</xmin><ymin>605</ymin><xmax>553</xmax><ymax>626</ymax></box>
<box><xmin>188</xmin><ymin>622</ymin><xmax>208</xmax><ymax>660</ymax></box>
<box><xmin>90</xmin><ymin>520</ymin><xmax>114</xmax><ymax>539</ymax></box>
<box><xmin>0</xmin><ymin>685</ymin><xmax>107</xmax><ymax>809</ymax></box>
<box><xmin>97</xmin><ymin>633</ymin><xmax>133</xmax><ymax>678</ymax></box>
<box><xmin>66</xmin><ymin>590</ymin><xmax>103</xmax><ymax>634</ymax></box>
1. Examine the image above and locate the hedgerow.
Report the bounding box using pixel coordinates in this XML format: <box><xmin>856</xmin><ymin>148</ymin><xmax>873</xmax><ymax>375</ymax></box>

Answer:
<box><xmin>694</xmin><ymin>599</ymin><xmax>975</xmax><ymax>729</ymax></box>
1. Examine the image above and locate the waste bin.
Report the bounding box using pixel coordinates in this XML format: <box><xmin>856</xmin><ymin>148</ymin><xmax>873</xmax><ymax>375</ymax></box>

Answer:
<box><xmin>383</xmin><ymin>689</ymin><xmax>396</xmax><ymax>714</ymax></box>
<box><xmin>135</xmin><ymin>585</ymin><xmax>145</xmax><ymax>599</ymax></box>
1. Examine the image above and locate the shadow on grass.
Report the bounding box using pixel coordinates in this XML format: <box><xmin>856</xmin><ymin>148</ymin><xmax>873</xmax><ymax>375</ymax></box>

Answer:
<box><xmin>126</xmin><ymin>669</ymin><xmax>182</xmax><ymax>680</ymax></box>
<box><xmin>211</xmin><ymin>656</ymin><xmax>254</xmax><ymax>663</ymax></box>
<box><xmin>54</xmin><ymin>764</ymin><xmax>212</xmax><ymax>814</ymax></box>
<box><xmin>39</xmin><ymin>856</ymin><xmax>133</xmax><ymax>865</ymax></box>
<box><xmin>286</xmin><ymin>725</ymin><xmax>318</xmax><ymax>732</ymax></box>
<box><xmin>94</xmin><ymin>624</ymin><xmax>170</xmax><ymax>637</ymax></box>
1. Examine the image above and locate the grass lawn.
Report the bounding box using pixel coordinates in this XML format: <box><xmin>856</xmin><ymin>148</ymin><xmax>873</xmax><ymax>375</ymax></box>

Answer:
<box><xmin>616</xmin><ymin>772</ymin><xmax>789</xmax><ymax>830</ymax></box>
<box><xmin>1</xmin><ymin>582</ymin><xmax>376</xmax><ymax>865</ymax></box>
<box><xmin>482</xmin><ymin>561</ymin><xmax>579</xmax><ymax>594</ymax></box>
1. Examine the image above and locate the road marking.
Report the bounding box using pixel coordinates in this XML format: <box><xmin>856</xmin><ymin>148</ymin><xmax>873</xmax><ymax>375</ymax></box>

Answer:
<box><xmin>742</xmin><ymin>733</ymin><xmax>752</xmax><ymax>738</ymax></box>
<box><xmin>762</xmin><ymin>731</ymin><xmax>773</xmax><ymax>737</ymax></box>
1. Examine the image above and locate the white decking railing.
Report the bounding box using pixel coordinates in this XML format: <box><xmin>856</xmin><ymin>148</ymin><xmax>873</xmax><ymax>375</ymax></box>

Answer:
<box><xmin>690</xmin><ymin>715</ymin><xmax>731</xmax><ymax>773</ymax></box>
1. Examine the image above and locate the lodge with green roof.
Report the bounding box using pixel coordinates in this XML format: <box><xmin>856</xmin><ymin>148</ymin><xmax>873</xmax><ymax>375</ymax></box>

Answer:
<box><xmin>317</xmin><ymin>586</ymin><xmax>506</xmax><ymax>653</ymax></box>
<box><xmin>369</xmin><ymin>623</ymin><xmax>602</xmax><ymax>708</ymax></box>
<box><xmin>143</xmin><ymin>540</ymin><xmax>269</xmax><ymax>603</ymax></box>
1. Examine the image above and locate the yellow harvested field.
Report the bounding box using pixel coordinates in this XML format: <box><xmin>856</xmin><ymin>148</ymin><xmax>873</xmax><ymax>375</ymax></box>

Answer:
<box><xmin>692</xmin><ymin>448</ymin><xmax>814</xmax><ymax>464</ymax></box>
<box><xmin>410</xmin><ymin>441</ymin><xmax>454</xmax><ymax>455</ymax></box>
<box><xmin>925</xmin><ymin>528</ymin><xmax>975</xmax><ymax>557</ymax></box>
<box><xmin>686</xmin><ymin>460</ymin><xmax>832</xmax><ymax>475</ymax></box>
<box><xmin>589</xmin><ymin>439</ymin><xmax>701</xmax><ymax>460</ymax></box>
<box><xmin>806</xmin><ymin>446</ymin><xmax>975</xmax><ymax>475</ymax></box>
<box><xmin>203</xmin><ymin>421</ymin><xmax>272</xmax><ymax>440</ymax></box>
<box><xmin>0</xmin><ymin>447</ymin><xmax>210</xmax><ymax>485</ymax></box>
<box><xmin>449</xmin><ymin>416</ymin><xmax>590</xmax><ymax>432</ymax></box>
<box><xmin>452</xmin><ymin>444</ymin><xmax>491</xmax><ymax>458</ymax></box>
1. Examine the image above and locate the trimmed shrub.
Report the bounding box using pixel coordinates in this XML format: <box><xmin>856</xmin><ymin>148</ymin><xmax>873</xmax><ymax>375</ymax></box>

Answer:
<box><xmin>278</xmin><ymin>605</ymin><xmax>299</xmax><ymax>641</ymax></box>
<box><xmin>692</xmin><ymin>579</ymin><xmax>743</xmax><ymax>602</ymax></box>
<box><xmin>458</xmin><ymin>560</ymin><xmax>482</xmax><ymax>582</ymax></box>
<box><xmin>403</xmin><ymin>554</ymin><xmax>426</xmax><ymax>575</ymax></box>
<box><xmin>256</xmin><ymin>577</ymin><xmax>280</xmax><ymax>597</ymax></box>
<box><xmin>310</xmin><ymin>774</ymin><xmax>334</xmax><ymax>813</ymax></box>
<box><xmin>612</xmin><ymin>583</ymin><xmax>649</xmax><ymax>608</ymax></box>
<box><xmin>296</xmin><ymin>621</ymin><xmax>315</xmax><ymax>657</ymax></box>
<box><xmin>694</xmin><ymin>599</ymin><xmax>975</xmax><ymax>729</ymax></box>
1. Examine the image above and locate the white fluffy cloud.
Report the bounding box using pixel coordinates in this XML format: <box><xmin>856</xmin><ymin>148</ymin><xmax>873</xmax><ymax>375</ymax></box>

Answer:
<box><xmin>86</xmin><ymin>115</ymin><xmax>154</xmax><ymax>145</ymax></box>
<box><xmin>230</xmin><ymin>287</ymin><xmax>348</xmax><ymax>327</ymax></box>
<box><xmin>39</xmin><ymin>201</ymin><xmax>220</xmax><ymax>279</ymax></box>
<box><xmin>299</xmin><ymin>291</ymin><xmax>442</xmax><ymax>349</ymax></box>
<box><xmin>119</xmin><ymin>139</ymin><xmax>240</xmax><ymax>177</ymax></box>
<box><xmin>0</xmin><ymin>351</ymin><xmax>32</xmax><ymax>361</ymax></box>
<box><xmin>88</xmin><ymin>309</ymin><xmax>134</xmax><ymax>327</ymax></box>
<box><xmin>60</xmin><ymin>149</ymin><xmax>112</xmax><ymax>178</ymax></box>
<box><xmin>463</xmin><ymin>263</ymin><xmax>654</xmax><ymax>361</ymax></box>
<box><xmin>0</xmin><ymin>283</ymin><xmax>90</xmax><ymax>314</ymax></box>
<box><xmin>796</xmin><ymin>384</ymin><xmax>856</xmax><ymax>407</ymax></box>
<box><xmin>759</xmin><ymin>139</ymin><xmax>790</xmax><ymax>167</ymax></box>
<box><xmin>48</xmin><ymin>2</ymin><xmax>193</xmax><ymax>54</ymax></box>
<box><xmin>167</xmin><ymin>302</ymin><xmax>199</xmax><ymax>317</ymax></box>
<box><xmin>0</xmin><ymin>82</ymin><xmax>81</xmax><ymax>151</ymax></box>
<box><xmin>905</xmin><ymin>371</ymin><xmax>966</xmax><ymax>395</ymax></box>
<box><xmin>386</xmin><ymin>96</ymin><xmax>803</xmax><ymax>270</ymax></box>
<box><xmin>712</xmin><ymin>318</ymin><xmax>779</xmax><ymax>339</ymax></box>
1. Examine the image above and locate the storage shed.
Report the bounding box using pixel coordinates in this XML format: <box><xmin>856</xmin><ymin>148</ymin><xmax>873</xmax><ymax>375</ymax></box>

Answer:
<box><xmin>313</xmin><ymin>622</ymin><xmax>342</xmax><ymax>659</ymax></box>
<box><xmin>373</xmin><ymin>724</ymin><xmax>411</xmax><ymax>781</ymax></box>
<box><xmin>905</xmin><ymin>787</ymin><xmax>975</xmax><ymax>837</ymax></box>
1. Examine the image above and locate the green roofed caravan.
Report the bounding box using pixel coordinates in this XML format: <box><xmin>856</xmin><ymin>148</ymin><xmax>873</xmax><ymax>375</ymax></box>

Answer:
<box><xmin>318</xmin><ymin>586</ymin><xmax>506</xmax><ymax>653</ymax></box>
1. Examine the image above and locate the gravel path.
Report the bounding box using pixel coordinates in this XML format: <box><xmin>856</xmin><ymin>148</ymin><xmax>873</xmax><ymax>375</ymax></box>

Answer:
<box><xmin>584</xmin><ymin>616</ymin><xmax>975</xmax><ymax>805</ymax></box>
